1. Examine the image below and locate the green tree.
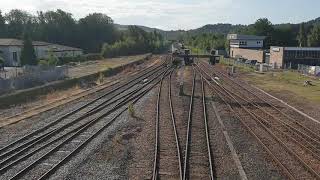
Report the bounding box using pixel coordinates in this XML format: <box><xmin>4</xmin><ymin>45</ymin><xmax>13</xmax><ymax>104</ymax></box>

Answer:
<box><xmin>40</xmin><ymin>9</ymin><xmax>77</xmax><ymax>47</ymax></box>
<box><xmin>47</xmin><ymin>49</ymin><xmax>59</xmax><ymax>65</ymax></box>
<box><xmin>5</xmin><ymin>9</ymin><xmax>32</xmax><ymax>38</ymax></box>
<box><xmin>20</xmin><ymin>33</ymin><xmax>37</xmax><ymax>66</ymax></box>
<box><xmin>252</xmin><ymin>18</ymin><xmax>274</xmax><ymax>48</ymax></box>
<box><xmin>298</xmin><ymin>23</ymin><xmax>307</xmax><ymax>47</ymax></box>
<box><xmin>272</xmin><ymin>26</ymin><xmax>297</xmax><ymax>46</ymax></box>
<box><xmin>78</xmin><ymin>13</ymin><xmax>118</xmax><ymax>52</ymax></box>
<box><xmin>101</xmin><ymin>43</ymin><xmax>112</xmax><ymax>57</ymax></box>
<box><xmin>308</xmin><ymin>25</ymin><xmax>320</xmax><ymax>47</ymax></box>
<box><xmin>0</xmin><ymin>11</ymin><xmax>6</xmax><ymax>37</ymax></box>
<box><xmin>0</xmin><ymin>56</ymin><xmax>4</xmax><ymax>65</ymax></box>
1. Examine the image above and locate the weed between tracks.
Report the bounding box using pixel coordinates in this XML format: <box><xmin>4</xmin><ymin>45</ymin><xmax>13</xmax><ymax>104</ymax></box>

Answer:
<box><xmin>128</xmin><ymin>103</ymin><xmax>136</xmax><ymax>117</ymax></box>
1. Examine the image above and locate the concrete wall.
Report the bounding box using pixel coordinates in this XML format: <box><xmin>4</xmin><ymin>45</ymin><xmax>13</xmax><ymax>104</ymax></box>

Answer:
<box><xmin>230</xmin><ymin>47</ymin><xmax>264</xmax><ymax>62</ymax></box>
<box><xmin>270</xmin><ymin>46</ymin><xmax>284</xmax><ymax>68</ymax></box>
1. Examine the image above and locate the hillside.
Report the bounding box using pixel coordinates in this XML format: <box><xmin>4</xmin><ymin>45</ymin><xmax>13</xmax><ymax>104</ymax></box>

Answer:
<box><xmin>115</xmin><ymin>17</ymin><xmax>320</xmax><ymax>40</ymax></box>
<box><xmin>114</xmin><ymin>24</ymin><xmax>164</xmax><ymax>33</ymax></box>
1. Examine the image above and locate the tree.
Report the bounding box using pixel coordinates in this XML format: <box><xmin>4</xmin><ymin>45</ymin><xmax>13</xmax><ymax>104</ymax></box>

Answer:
<box><xmin>272</xmin><ymin>26</ymin><xmax>297</xmax><ymax>47</ymax></box>
<box><xmin>47</xmin><ymin>49</ymin><xmax>59</xmax><ymax>65</ymax></box>
<box><xmin>308</xmin><ymin>25</ymin><xmax>320</xmax><ymax>47</ymax></box>
<box><xmin>0</xmin><ymin>56</ymin><xmax>4</xmax><ymax>65</ymax></box>
<box><xmin>252</xmin><ymin>18</ymin><xmax>274</xmax><ymax>48</ymax></box>
<box><xmin>252</xmin><ymin>18</ymin><xmax>274</xmax><ymax>36</ymax></box>
<box><xmin>5</xmin><ymin>9</ymin><xmax>32</xmax><ymax>38</ymax></box>
<box><xmin>20</xmin><ymin>33</ymin><xmax>37</xmax><ymax>66</ymax></box>
<box><xmin>40</xmin><ymin>9</ymin><xmax>77</xmax><ymax>47</ymax></box>
<box><xmin>78</xmin><ymin>13</ymin><xmax>118</xmax><ymax>52</ymax></box>
<box><xmin>0</xmin><ymin>11</ymin><xmax>6</xmax><ymax>37</ymax></box>
<box><xmin>298</xmin><ymin>23</ymin><xmax>307</xmax><ymax>47</ymax></box>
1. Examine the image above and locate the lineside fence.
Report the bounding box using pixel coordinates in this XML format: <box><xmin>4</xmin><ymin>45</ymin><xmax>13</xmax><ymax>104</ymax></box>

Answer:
<box><xmin>297</xmin><ymin>64</ymin><xmax>320</xmax><ymax>77</ymax></box>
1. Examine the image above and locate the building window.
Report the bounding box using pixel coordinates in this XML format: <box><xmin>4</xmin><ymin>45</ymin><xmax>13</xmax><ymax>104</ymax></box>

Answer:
<box><xmin>239</xmin><ymin>41</ymin><xmax>247</xmax><ymax>45</ymax></box>
<box><xmin>12</xmin><ymin>52</ymin><xmax>17</xmax><ymax>62</ymax></box>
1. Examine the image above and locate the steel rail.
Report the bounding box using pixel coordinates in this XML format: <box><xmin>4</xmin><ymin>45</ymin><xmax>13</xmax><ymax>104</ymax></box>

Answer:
<box><xmin>194</xmin><ymin>65</ymin><xmax>296</xmax><ymax>180</ymax></box>
<box><xmin>168</xmin><ymin>70</ymin><xmax>183</xmax><ymax>180</ymax></box>
<box><xmin>0</xmin><ymin>62</ymin><xmax>165</xmax><ymax>158</ymax></box>
<box><xmin>37</xmin><ymin>68</ymin><xmax>173</xmax><ymax>180</ymax></box>
<box><xmin>198</xmin><ymin>63</ymin><xmax>320</xmax><ymax>159</ymax></box>
<box><xmin>151</xmin><ymin>68</ymin><xmax>170</xmax><ymax>180</ymax></box>
<box><xmin>182</xmin><ymin>67</ymin><xmax>196</xmax><ymax>180</ymax></box>
<box><xmin>0</xmin><ymin>66</ymin><xmax>169</xmax><ymax>174</ymax></box>
<box><xmin>196</xmin><ymin>64</ymin><xmax>320</xmax><ymax>179</ymax></box>
<box><xmin>201</xmin><ymin>76</ymin><xmax>215</xmax><ymax>180</ymax></box>
<box><xmin>9</xmin><ymin>67</ymin><xmax>172</xmax><ymax>180</ymax></box>
<box><xmin>199</xmin><ymin>61</ymin><xmax>320</xmax><ymax>146</ymax></box>
<box><xmin>0</xmin><ymin>66</ymin><xmax>166</xmax><ymax>171</ymax></box>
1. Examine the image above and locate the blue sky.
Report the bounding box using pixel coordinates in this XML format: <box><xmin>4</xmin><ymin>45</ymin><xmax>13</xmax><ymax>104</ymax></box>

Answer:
<box><xmin>1</xmin><ymin>0</ymin><xmax>319</xmax><ymax>30</ymax></box>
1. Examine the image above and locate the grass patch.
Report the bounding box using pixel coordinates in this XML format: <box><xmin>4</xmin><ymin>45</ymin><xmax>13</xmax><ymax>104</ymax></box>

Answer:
<box><xmin>244</xmin><ymin>70</ymin><xmax>320</xmax><ymax>103</ymax></box>
<box><xmin>128</xmin><ymin>102</ymin><xmax>135</xmax><ymax>117</ymax></box>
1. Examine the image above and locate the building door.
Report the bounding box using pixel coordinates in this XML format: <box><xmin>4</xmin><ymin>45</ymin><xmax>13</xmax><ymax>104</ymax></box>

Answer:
<box><xmin>12</xmin><ymin>52</ymin><xmax>18</xmax><ymax>66</ymax></box>
<box><xmin>12</xmin><ymin>52</ymin><xmax>17</xmax><ymax>61</ymax></box>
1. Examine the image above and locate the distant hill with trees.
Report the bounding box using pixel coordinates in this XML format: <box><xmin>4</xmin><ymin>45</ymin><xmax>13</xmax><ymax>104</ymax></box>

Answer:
<box><xmin>2</xmin><ymin>8</ymin><xmax>320</xmax><ymax>58</ymax></box>
<box><xmin>116</xmin><ymin>17</ymin><xmax>320</xmax><ymax>43</ymax></box>
<box><xmin>0</xmin><ymin>9</ymin><xmax>168</xmax><ymax>59</ymax></box>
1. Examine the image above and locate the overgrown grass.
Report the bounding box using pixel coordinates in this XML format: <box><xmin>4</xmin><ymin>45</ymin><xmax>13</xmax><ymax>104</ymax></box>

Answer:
<box><xmin>128</xmin><ymin>102</ymin><xmax>135</xmax><ymax>117</ymax></box>
<box><xmin>245</xmin><ymin>70</ymin><xmax>320</xmax><ymax>103</ymax></box>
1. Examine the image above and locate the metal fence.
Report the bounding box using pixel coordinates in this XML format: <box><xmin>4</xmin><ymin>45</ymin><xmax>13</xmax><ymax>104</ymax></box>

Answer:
<box><xmin>297</xmin><ymin>64</ymin><xmax>320</xmax><ymax>76</ymax></box>
<box><xmin>0</xmin><ymin>66</ymin><xmax>68</xmax><ymax>95</ymax></box>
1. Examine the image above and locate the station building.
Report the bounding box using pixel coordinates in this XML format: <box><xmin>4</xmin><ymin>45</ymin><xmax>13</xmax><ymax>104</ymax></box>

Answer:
<box><xmin>270</xmin><ymin>46</ymin><xmax>320</xmax><ymax>68</ymax></box>
<box><xmin>227</xmin><ymin>34</ymin><xmax>266</xmax><ymax>63</ymax></box>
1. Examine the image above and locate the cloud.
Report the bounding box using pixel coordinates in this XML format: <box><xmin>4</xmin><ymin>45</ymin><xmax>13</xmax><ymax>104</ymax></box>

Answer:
<box><xmin>1</xmin><ymin>0</ymin><xmax>235</xmax><ymax>30</ymax></box>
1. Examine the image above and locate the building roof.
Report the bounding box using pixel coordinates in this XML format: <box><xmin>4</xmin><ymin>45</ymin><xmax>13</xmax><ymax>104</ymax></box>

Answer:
<box><xmin>284</xmin><ymin>47</ymin><xmax>320</xmax><ymax>51</ymax></box>
<box><xmin>0</xmin><ymin>38</ymin><xmax>82</xmax><ymax>51</ymax></box>
<box><xmin>271</xmin><ymin>46</ymin><xmax>320</xmax><ymax>51</ymax></box>
<box><xmin>0</xmin><ymin>38</ymin><xmax>51</xmax><ymax>46</ymax></box>
<box><xmin>227</xmin><ymin>34</ymin><xmax>266</xmax><ymax>40</ymax></box>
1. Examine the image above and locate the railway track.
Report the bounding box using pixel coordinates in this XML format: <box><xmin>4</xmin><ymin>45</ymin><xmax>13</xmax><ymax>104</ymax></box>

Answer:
<box><xmin>152</xmin><ymin>69</ymin><xmax>182</xmax><ymax>180</ymax></box>
<box><xmin>182</xmin><ymin>68</ymin><xmax>214</xmax><ymax>180</ymax></box>
<box><xmin>195</xmin><ymin>62</ymin><xmax>320</xmax><ymax>179</ymax></box>
<box><xmin>0</xmin><ymin>80</ymin><xmax>119</xmax><ymax>128</ymax></box>
<box><xmin>0</xmin><ymin>59</ymin><xmax>170</xmax><ymax>179</ymax></box>
<box><xmin>0</xmin><ymin>63</ymin><xmax>164</xmax><ymax>159</ymax></box>
<box><xmin>0</xmin><ymin>58</ymin><xmax>162</xmax><ymax>127</ymax></box>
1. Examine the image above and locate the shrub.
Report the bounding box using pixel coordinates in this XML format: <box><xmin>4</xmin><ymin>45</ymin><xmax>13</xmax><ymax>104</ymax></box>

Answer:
<box><xmin>58</xmin><ymin>56</ymin><xmax>87</xmax><ymax>65</ymax></box>
<box><xmin>97</xmin><ymin>72</ymin><xmax>104</xmax><ymax>84</ymax></box>
<box><xmin>38</xmin><ymin>59</ymin><xmax>49</xmax><ymax>66</ymax></box>
<box><xmin>0</xmin><ymin>57</ymin><xmax>4</xmax><ymax>65</ymax></box>
<box><xmin>128</xmin><ymin>102</ymin><xmax>135</xmax><ymax>117</ymax></box>
<box><xmin>85</xmin><ymin>53</ymin><xmax>102</xmax><ymax>60</ymax></box>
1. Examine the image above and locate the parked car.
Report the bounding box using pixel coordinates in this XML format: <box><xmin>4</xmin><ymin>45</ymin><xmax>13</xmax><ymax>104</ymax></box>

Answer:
<box><xmin>245</xmin><ymin>60</ymin><xmax>258</xmax><ymax>65</ymax></box>
<box><xmin>237</xmin><ymin>58</ymin><xmax>247</xmax><ymax>63</ymax></box>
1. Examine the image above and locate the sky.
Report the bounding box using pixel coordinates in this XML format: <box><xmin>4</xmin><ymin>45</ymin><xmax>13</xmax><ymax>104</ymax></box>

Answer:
<box><xmin>1</xmin><ymin>0</ymin><xmax>319</xmax><ymax>30</ymax></box>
